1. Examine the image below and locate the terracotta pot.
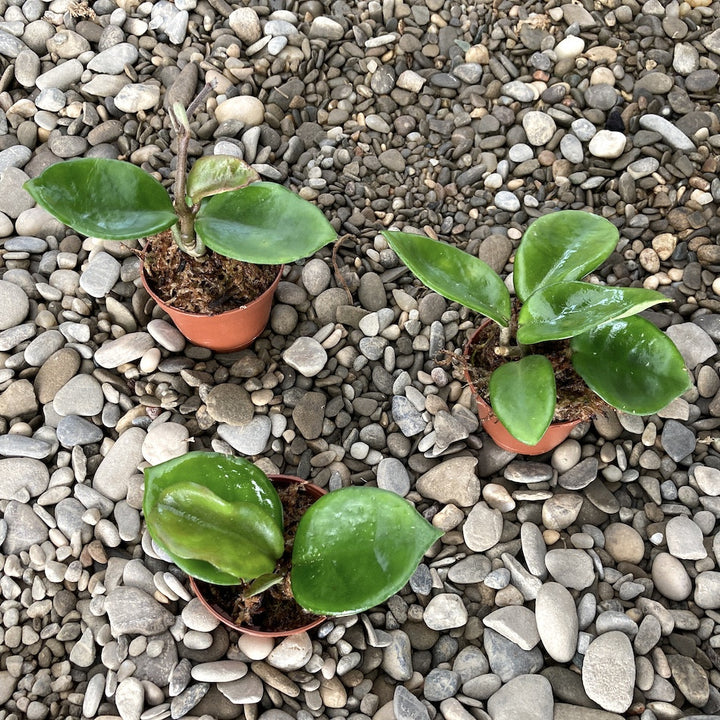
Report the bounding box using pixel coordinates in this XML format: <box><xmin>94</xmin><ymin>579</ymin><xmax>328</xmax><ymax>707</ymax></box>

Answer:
<box><xmin>463</xmin><ymin>321</ymin><xmax>581</xmax><ymax>456</ymax></box>
<box><xmin>141</xmin><ymin>264</ymin><xmax>282</xmax><ymax>352</ymax></box>
<box><xmin>189</xmin><ymin>474</ymin><xmax>327</xmax><ymax>638</ymax></box>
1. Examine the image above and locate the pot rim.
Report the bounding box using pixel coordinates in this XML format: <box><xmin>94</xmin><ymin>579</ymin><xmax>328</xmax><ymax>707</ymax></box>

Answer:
<box><xmin>188</xmin><ymin>474</ymin><xmax>328</xmax><ymax>638</ymax></box>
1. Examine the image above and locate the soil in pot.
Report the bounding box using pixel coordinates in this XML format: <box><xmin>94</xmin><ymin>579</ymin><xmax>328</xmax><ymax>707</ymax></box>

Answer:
<box><xmin>193</xmin><ymin>481</ymin><xmax>321</xmax><ymax>634</ymax></box>
<box><xmin>141</xmin><ymin>229</ymin><xmax>279</xmax><ymax>315</ymax></box>
<box><xmin>462</xmin><ymin>310</ymin><xmax>608</xmax><ymax>425</ymax></box>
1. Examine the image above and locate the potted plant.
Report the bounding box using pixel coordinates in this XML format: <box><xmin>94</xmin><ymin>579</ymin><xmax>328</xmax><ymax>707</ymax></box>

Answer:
<box><xmin>143</xmin><ymin>452</ymin><xmax>442</xmax><ymax>636</ymax></box>
<box><xmin>23</xmin><ymin>84</ymin><xmax>336</xmax><ymax>352</ymax></box>
<box><xmin>382</xmin><ymin>211</ymin><xmax>690</xmax><ymax>454</ymax></box>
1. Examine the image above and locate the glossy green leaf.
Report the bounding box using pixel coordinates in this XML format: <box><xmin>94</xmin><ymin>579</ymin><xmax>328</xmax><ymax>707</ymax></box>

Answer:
<box><xmin>514</xmin><ymin>211</ymin><xmax>619</xmax><ymax>302</ymax></box>
<box><xmin>382</xmin><ymin>230</ymin><xmax>511</xmax><ymax>326</ymax></box>
<box><xmin>148</xmin><ymin>482</ymin><xmax>284</xmax><ymax>582</ymax></box>
<box><xmin>24</xmin><ymin>158</ymin><xmax>176</xmax><ymax>240</ymax></box>
<box><xmin>195</xmin><ymin>182</ymin><xmax>336</xmax><ymax>263</ymax></box>
<box><xmin>247</xmin><ymin>573</ymin><xmax>283</xmax><ymax>597</ymax></box>
<box><xmin>143</xmin><ymin>452</ymin><xmax>283</xmax><ymax>585</ymax></box>
<box><xmin>488</xmin><ymin>355</ymin><xmax>556</xmax><ymax>445</ymax></box>
<box><xmin>570</xmin><ymin>316</ymin><xmax>691</xmax><ymax>415</ymax></box>
<box><xmin>186</xmin><ymin>155</ymin><xmax>260</xmax><ymax>204</ymax></box>
<box><xmin>517</xmin><ymin>282</ymin><xmax>670</xmax><ymax>344</ymax></box>
<box><xmin>291</xmin><ymin>487</ymin><xmax>443</xmax><ymax>615</ymax></box>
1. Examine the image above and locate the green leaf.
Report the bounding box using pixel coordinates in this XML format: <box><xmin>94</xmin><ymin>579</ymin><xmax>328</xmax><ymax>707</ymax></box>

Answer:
<box><xmin>195</xmin><ymin>182</ymin><xmax>336</xmax><ymax>263</ymax></box>
<box><xmin>570</xmin><ymin>316</ymin><xmax>691</xmax><ymax>415</ymax></box>
<box><xmin>143</xmin><ymin>452</ymin><xmax>284</xmax><ymax>585</ymax></box>
<box><xmin>382</xmin><ymin>230</ymin><xmax>511</xmax><ymax>327</ymax></box>
<box><xmin>23</xmin><ymin>158</ymin><xmax>176</xmax><ymax>240</ymax></box>
<box><xmin>517</xmin><ymin>282</ymin><xmax>671</xmax><ymax>343</ymax></box>
<box><xmin>291</xmin><ymin>487</ymin><xmax>443</xmax><ymax>615</ymax></box>
<box><xmin>488</xmin><ymin>355</ymin><xmax>556</xmax><ymax>445</ymax></box>
<box><xmin>186</xmin><ymin>155</ymin><xmax>260</xmax><ymax>204</ymax></box>
<box><xmin>514</xmin><ymin>211</ymin><xmax>619</xmax><ymax>302</ymax></box>
<box><xmin>148</xmin><ymin>482</ymin><xmax>284</xmax><ymax>583</ymax></box>
<box><xmin>246</xmin><ymin>573</ymin><xmax>283</xmax><ymax>598</ymax></box>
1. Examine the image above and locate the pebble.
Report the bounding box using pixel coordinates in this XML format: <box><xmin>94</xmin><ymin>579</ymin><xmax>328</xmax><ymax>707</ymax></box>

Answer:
<box><xmin>665</xmin><ymin>515</ymin><xmax>706</xmax><ymax>560</ymax></box>
<box><xmin>282</xmin><ymin>337</ymin><xmax>327</xmax><ymax>377</ymax></box>
<box><xmin>218</xmin><ymin>673</ymin><xmax>264</xmax><ymax>703</ymax></box>
<box><xmin>694</xmin><ymin>571</ymin><xmax>720</xmax><ymax>609</ymax></box>
<box><xmin>87</xmin><ymin>43</ymin><xmax>139</xmax><ymax>74</ymax></box>
<box><xmin>105</xmin><ymin>587</ymin><xmax>175</xmax><ymax>637</ymax></box>
<box><xmin>93</xmin><ymin>426</ymin><xmax>145</xmax><ymax>501</ymax></box>
<box><xmin>661</xmin><ymin>420</ymin><xmax>696</xmax><ymax>461</ymax></box>
<box><xmin>416</xmin><ymin>457</ymin><xmax>479</xmax><ymax>506</ymax></box>
<box><xmin>95</xmin><ymin>333</ymin><xmax>156</xmax><ymax>368</ymax></box>
<box><xmin>267</xmin><ymin>633</ymin><xmax>312</xmax><ymax>671</ymax></box>
<box><xmin>638</xmin><ymin>114</ymin><xmax>695</xmax><ymax>151</ymax></box>
<box><xmin>555</xmin><ymin>35</ymin><xmax>585</xmax><ymax>59</ymax></box>
<box><xmin>463</xmin><ymin>502</ymin><xmax>502</xmax><ymax>551</ymax></box>
<box><xmin>483</xmin><ymin>606</ymin><xmax>539</xmax><ymax>651</ymax></box>
<box><xmin>603</xmin><ymin>523</ymin><xmax>644</xmax><ymax>564</ymax></box>
<box><xmin>115</xmin><ymin>677</ymin><xmax>144</xmax><ymax>720</ymax></box>
<box><xmin>522</xmin><ymin>112</ymin><xmax>556</xmax><ymax>146</ymax></box>
<box><xmin>215</xmin><ymin>97</ymin><xmax>265</xmax><ymax>127</ymax></box>
<box><xmin>423</xmin><ymin>594</ymin><xmax>468</xmax><ymax>630</ymax></box>
<box><xmin>115</xmin><ymin>84</ymin><xmax>161</xmax><ymax>113</ymax></box>
<box><xmin>652</xmin><ymin>552</ymin><xmax>692</xmax><ymax>601</ymax></box>
<box><xmin>665</xmin><ymin>323</ymin><xmax>716</xmax><ymax>369</ymax></box>
<box><xmin>588</xmin><ymin>130</ymin><xmax>626</xmax><ymax>159</ymax></box>
<box><xmin>206</xmin><ymin>384</ymin><xmax>253</xmax><ymax>425</ymax></box>
<box><xmin>536</xmin><ymin>582</ymin><xmax>578</xmax><ymax>662</ymax></box>
<box><xmin>53</xmin><ymin>375</ymin><xmax>104</xmax><ymax>416</ymax></box>
<box><xmin>2</xmin><ymin>500</ymin><xmax>49</xmax><ymax>552</ymax></box>
<box><xmin>217</xmin><ymin>417</ymin><xmax>272</xmax><ymax>455</ymax></box>
<box><xmin>545</xmin><ymin>550</ymin><xmax>595</xmax><ymax>589</ymax></box>
<box><xmin>582</xmin><ymin>632</ymin><xmax>635</xmax><ymax>713</ymax></box>
<box><xmin>0</xmin><ymin>281</ymin><xmax>29</xmax><ymax>331</ymax></box>
<box><xmin>228</xmin><ymin>7</ymin><xmax>261</xmax><ymax>44</ymax></box>
<box><xmin>483</xmin><ymin>628</ymin><xmax>543</xmax><ymax>682</ymax></box>
<box><xmin>142</xmin><ymin>423</ymin><xmax>190</xmax><ymax>465</ymax></box>
<box><xmin>694</xmin><ymin>465</ymin><xmax>720</xmax><ymax>496</ymax></box>
<box><xmin>487</xmin><ymin>674</ymin><xmax>553</xmax><ymax>720</ymax></box>
<box><xmin>394</xmin><ymin>685</ymin><xmax>429</xmax><ymax>720</ymax></box>
<box><xmin>376</xmin><ymin>457</ymin><xmax>411</xmax><ymax>496</ymax></box>
<box><xmin>382</xmin><ymin>631</ymin><xmax>413</xmax><ymax>681</ymax></box>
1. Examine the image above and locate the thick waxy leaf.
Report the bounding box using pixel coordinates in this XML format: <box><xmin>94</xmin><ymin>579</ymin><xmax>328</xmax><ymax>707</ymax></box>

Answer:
<box><xmin>517</xmin><ymin>282</ymin><xmax>670</xmax><ymax>343</ymax></box>
<box><xmin>514</xmin><ymin>211</ymin><xmax>619</xmax><ymax>302</ymax></box>
<box><xmin>382</xmin><ymin>230</ymin><xmax>511</xmax><ymax>326</ymax></box>
<box><xmin>195</xmin><ymin>182</ymin><xmax>336</xmax><ymax>263</ymax></box>
<box><xmin>570</xmin><ymin>316</ymin><xmax>691</xmax><ymax>415</ymax></box>
<box><xmin>488</xmin><ymin>355</ymin><xmax>556</xmax><ymax>445</ymax></box>
<box><xmin>143</xmin><ymin>452</ymin><xmax>283</xmax><ymax>585</ymax></box>
<box><xmin>24</xmin><ymin>158</ymin><xmax>176</xmax><ymax>240</ymax></box>
<box><xmin>148</xmin><ymin>482</ymin><xmax>284</xmax><ymax>582</ymax></box>
<box><xmin>186</xmin><ymin>155</ymin><xmax>260</xmax><ymax>204</ymax></box>
<box><xmin>291</xmin><ymin>487</ymin><xmax>443</xmax><ymax>615</ymax></box>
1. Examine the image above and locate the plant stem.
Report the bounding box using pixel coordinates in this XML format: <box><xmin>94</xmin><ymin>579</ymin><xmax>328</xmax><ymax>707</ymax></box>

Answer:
<box><xmin>172</xmin><ymin>120</ymin><xmax>203</xmax><ymax>256</ymax></box>
<box><xmin>494</xmin><ymin>325</ymin><xmax>524</xmax><ymax>358</ymax></box>
<box><xmin>169</xmin><ymin>81</ymin><xmax>216</xmax><ymax>258</ymax></box>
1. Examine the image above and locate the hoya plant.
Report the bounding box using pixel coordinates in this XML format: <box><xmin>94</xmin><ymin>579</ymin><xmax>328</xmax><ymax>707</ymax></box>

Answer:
<box><xmin>382</xmin><ymin>211</ymin><xmax>690</xmax><ymax>445</ymax></box>
<box><xmin>23</xmin><ymin>84</ymin><xmax>335</xmax><ymax>266</ymax></box>
<box><xmin>143</xmin><ymin>452</ymin><xmax>442</xmax><ymax>616</ymax></box>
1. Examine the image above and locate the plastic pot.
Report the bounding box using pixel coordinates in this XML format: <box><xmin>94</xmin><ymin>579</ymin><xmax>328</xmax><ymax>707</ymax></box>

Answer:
<box><xmin>188</xmin><ymin>474</ymin><xmax>327</xmax><ymax>637</ymax></box>
<box><xmin>463</xmin><ymin>321</ymin><xmax>581</xmax><ymax>456</ymax></box>
<box><xmin>141</xmin><ymin>264</ymin><xmax>282</xmax><ymax>353</ymax></box>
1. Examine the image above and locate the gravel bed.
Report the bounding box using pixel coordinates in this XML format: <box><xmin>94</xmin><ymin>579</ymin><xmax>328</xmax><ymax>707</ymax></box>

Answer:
<box><xmin>1</xmin><ymin>0</ymin><xmax>720</xmax><ymax>719</ymax></box>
